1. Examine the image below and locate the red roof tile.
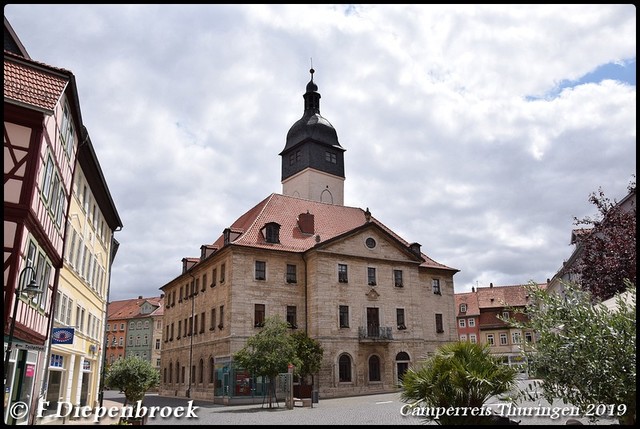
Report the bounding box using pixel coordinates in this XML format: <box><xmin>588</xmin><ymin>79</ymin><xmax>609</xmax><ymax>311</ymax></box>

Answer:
<box><xmin>455</xmin><ymin>292</ymin><xmax>479</xmax><ymax>316</ymax></box>
<box><xmin>108</xmin><ymin>296</ymin><xmax>163</xmax><ymax>320</ymax></box>
<box><xmin>205</xmin><ymin>193</ymin><xmax>457</xmax><ymax>271</ymax></box>
<box><xmin>4</xmin><ymin>51</ymin><xmax>70</xmax><ymax>113</ymax></box>
<box><xmin>476</xmin><ymin>283</ymin><xmax>546</xmax><ymax>308</ymax></box>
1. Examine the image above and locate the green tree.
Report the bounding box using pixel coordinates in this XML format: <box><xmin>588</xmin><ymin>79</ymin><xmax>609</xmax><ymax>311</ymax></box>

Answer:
<box><xmin>511</xmin><ymin>280</ymin><xmax>636</xmax><ymax>425</ymax></box>
<box><xmin>290</xmin><ymin>330</ymin><xmax>323</xmax><ymax>387</ymax></box>
<box><xmin>400</xmin><ymin>341</ymin><xmax>518</xmax><ymax>425</ymax></box>
<box><xmin>233</xmin><ymin>315</ymin><xmax>301</xmax><ymax>407</ymax></box>
<box><xmin>104</xmin><ymin>356</ymin><xmax>160</xmax><ymax>406</ymax></box>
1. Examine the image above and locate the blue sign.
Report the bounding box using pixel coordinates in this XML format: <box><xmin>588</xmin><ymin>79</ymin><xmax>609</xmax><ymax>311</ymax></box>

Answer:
<box><xmin>52</xmin><ymin>327</ymin><xmax>74</xmax><ymax>344</ymax></box>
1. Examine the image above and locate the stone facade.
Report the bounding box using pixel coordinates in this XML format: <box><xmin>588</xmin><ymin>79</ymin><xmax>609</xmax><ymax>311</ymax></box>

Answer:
<box><xmin>159</xmin><ymin>198</ymin><xmax>458</xmax><ymax>402</ymax></box>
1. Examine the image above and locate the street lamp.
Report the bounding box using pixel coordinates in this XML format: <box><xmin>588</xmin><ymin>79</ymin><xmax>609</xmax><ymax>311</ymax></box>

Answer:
<box><xmin>4</xmin><ymin>266</ymin><xmax>43</xmax><ymax>389</ymax></box>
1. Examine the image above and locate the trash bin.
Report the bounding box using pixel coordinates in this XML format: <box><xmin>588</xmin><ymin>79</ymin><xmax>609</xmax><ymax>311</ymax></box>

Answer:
<box><xmin>312</xmin><ymin>390</ymin><xmax>319</xmax><ymax>403</ymax></box>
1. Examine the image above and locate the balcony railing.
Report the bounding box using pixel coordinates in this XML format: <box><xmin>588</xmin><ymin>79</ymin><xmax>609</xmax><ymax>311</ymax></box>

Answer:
<box><xmin>358</xmin><ymin>326</ymin><xmax>393</xmax><ymax>342</ymax></box>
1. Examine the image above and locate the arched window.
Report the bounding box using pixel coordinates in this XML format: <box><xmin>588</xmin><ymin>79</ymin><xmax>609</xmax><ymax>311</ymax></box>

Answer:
<box><xmin>368</xmin><ymin>355</ymin><xmax>381</xmax><ymax>381</ymax></box>
<box><xmin>396</xmin><ymin>351</ymin><xmax>411</xmax><ymax>384</ymax></box>
<box><xmin>169</xmin><ymin>363</ymin><xmax>173</xmax><ymax>384</ymax></box>
<box><xmin>338</xmin><ymin>354</ymin><xmax>352</xmax><ymax>382</ymax></box>
<box><xmin>199</xmin><ymin>359</ymin><xmax>204</xmax><ymax>384</ymax></box>
<box><xmin>209</xmin><ymin>358</ymin><xmax>215</xmax><ymax>384</ymax></box>
<box><xmin>396</xmin><ymin>352</ymin><xmax>410</xmax><ymax>361</ymax></box>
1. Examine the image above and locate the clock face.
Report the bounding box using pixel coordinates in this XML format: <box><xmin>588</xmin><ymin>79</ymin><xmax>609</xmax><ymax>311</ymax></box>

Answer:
<box><xmin>365</xmin><ymin>237</ymin><xmax>376</xmax><ymax>249</ymax></box>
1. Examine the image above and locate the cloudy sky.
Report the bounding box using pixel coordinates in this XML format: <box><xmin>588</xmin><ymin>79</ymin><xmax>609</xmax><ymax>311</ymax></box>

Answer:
<box><xmin>5</xmin><ymin>5</ymin><xmax>636</xmax><ymax>302</ymax></box>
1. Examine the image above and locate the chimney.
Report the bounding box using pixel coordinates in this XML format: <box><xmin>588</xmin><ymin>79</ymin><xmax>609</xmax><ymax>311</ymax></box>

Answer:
<box><xmin>489</xmin><ymin>282</ymin><xmax>493</xmax><ymax>288</ymax></box>
<box><xmin>298</xmin><ymin>211</ymin><xmax>315</xmax><ymax>234</ymax></box>
<box><xmin>138</xmin><ymin>295</ymin><xmax>143</xmax><ymax>299</ymax></box>
<box><xmin>472</xmin><ymin>286</ymin><xmax>475</xmax><ymax>293</ymax></box>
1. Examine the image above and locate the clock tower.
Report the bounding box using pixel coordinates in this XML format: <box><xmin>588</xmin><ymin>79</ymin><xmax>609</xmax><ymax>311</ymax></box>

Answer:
<box><xmin>280</xmin><ymin>68</ymin><xmax>345</xmax><ymax>205</ymax></box>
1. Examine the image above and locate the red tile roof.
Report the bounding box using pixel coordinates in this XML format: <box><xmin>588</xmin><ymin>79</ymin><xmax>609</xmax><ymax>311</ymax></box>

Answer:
<box><xmin>108</xmin><ymin>296</ymin><xmax>163</xmax><ymax>320</ymax></box>
<box><xmin>455</xmin><ymin>292</ymin><xmax>480</xmax><ymax>316</ymax></box>
<box><xmin>455</xmin><ymin>283</ymin><xmax>547</xmax><ymax>316</ymax></box>
<box><xmin>476</xmin><ymin>283</ymin><xmax>546</xmax><ymax>309</ymax></box>
<box><xmin>205</xmin><ymin>193</ymin><xmax>457</xmax><ymax>271</ymax></box>
<box><xmin>4</xmin><ymin>51</ymin><xmax>71</xmax><ymax>113</ymax></box>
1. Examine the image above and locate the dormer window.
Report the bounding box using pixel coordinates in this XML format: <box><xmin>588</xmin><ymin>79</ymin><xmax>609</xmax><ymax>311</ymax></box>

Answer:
<box><xmin>263</xmin><ymin>222</ymin><xmax>281</xmax><ymax>244</ymax></box>
<box><xmin>460</xmin><ymin>303</ymin><xmax>467</xmax><ymax>313</ymax></box>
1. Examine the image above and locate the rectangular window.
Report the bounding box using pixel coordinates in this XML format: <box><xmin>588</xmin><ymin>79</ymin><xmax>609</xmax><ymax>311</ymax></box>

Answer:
<box><xmin>220</xmin><ymin>264</ymin><xmax>226</xmax><ymax>283</ymax></box>
<box><xmin>177</xmin><ymin>320</ymin><xmax>182</xmax><ymax>339</ymax></box>
<box><xmin>512</xmin><ymin>332</ymin><xmax>522</xmax><ymax>344</ymax></box>
<box><xmin>367</xmin><ymin>267</ymin><xmax>377</xmax><ymax>286</ymax></box>
<box><xmin>286</xmin><ymin>264</ymin><xmax>297</xmax><ymax>283</ymax></box>
<box><xmin>219</xmin><ymin>305</ymin><xmax>224</xmax><ymax>329</ymax></box>
<box><xmin>487</xmin><ymin>334</ymin><xmax>495</xmax><ymax>346</ymax></box>
<box><xmin>211</xmin><ymin>268</ymin><xmax>217</xmax><ymax>287</ymax></box>
<box><xmin>435</xmin><ymin>313</ymin><xmax>444</xmax><ymax>333</ymax></box>
<box><xmin>200</xmin><ymin>311</ymin><xmax>205</xmax><ymax>333</ymax></box>
<box><xmin>500</xmin><ymin>333</ymin><xmax>508</xmax><ymax>345</ymax></box>
<box><xmin>502</xmin><ymin>311</ymin><xmax>510</xmax><ymax>319</ymax></box>
<box><xmin>325</xmin><ymin>151</ymin><xmax>336</xmax><ymax>163</ymax></box>
<box><xmin>396</xmin><ymin>308</ymin><xmax>406</xmax><ymax>330</ymax></box>
<box><xmin>201</xmin><ymin>275</ymin><xmax>206</xmax><ymax>292</ymax></box>
<box><xmin>339</xmin><ymin>305</ymin><xmax>349</xmax><ymax>328</ymax></box>
<box><xmin>155</xmin><ymin>339</ymin><xmax>160</xmax><ymax>350</ymax></box>
<box><xmin>468</xmin><ymin>318</ymin><xmax>476</xmax><ymax>327</ymax></box>
<box><xmin>210</xmin><ymin>308</ymin><xmax>216</xmax><ymax>330</ymax></box>
<box><xmin>525</xmin><ymin>332</ymin><xmax>533</xmax><ymax>343</ymax></box>
<box><xmin>469</xmin><ymin>334</ymin><xmax>477</xmax><ymax>344</ymax></box>
<box><xmin>338</xmin><ymin>264</ymin><xmax>348</xmax><ymax>283</ymax></box>
<box><xmin>393</xmin><ymin>270</ymin><xmax>403</xmax><ymax>287</ymax></box>
<box><xmin>459</xmin><ymin>334</ymin><xmax>467</xmax><ymax>341</ymax></box>
<box><xmin>255</xmin><ymin>261</ymin><xmax>266</xmax><ymax>280</ymax></box>
<box><xmin>286</xmin><ymin>306</ymin><xmax>297</xmax><ymax>329</ymax></box>
<box><xmin>459</xmin><ymin>303</ymin><xmax>467</xmax><ymax>313</ymax></box>
<box><xmin>254</xmin><ymin>304</ymin><xmax>265</xmax><ymax>327</ymax></box>
<box><xmin>41</xmin><ymin>155</ymin><xmax>54</xmax><ymax>203</ymax></box>
<box><xmin>458</xmin><ymin>319</ymin><xmax>466</xmax><ymax>328</ymax></box>
<box><xmin>60</xmin><ymin>102</ymin><xmax>75</xmax><ymax>156</ymax></box>
<box><xmin>432</xmin><ymin>279</ymin><xmax>441</xmax><ymax>295</ymax></box>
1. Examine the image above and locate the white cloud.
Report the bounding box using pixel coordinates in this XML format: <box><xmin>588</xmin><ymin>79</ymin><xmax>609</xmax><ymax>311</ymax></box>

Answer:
<box><xmin>5</xmin><ymin>4</ymin><xmax>635</xmax><ymax>300</ymax></box>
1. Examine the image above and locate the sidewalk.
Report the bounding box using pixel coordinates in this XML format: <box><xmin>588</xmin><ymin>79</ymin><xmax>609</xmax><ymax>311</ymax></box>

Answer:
<box><xmin>37</xmin><ymin>399</ymin><xmax>123</xmax><ymax>425</ymax></box>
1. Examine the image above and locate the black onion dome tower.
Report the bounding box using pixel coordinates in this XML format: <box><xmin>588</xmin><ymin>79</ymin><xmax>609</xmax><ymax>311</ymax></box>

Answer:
<box><xmin>280</xmin><ymin>68</ymin><xmax>346</xmax><ymax>205</ymax></box>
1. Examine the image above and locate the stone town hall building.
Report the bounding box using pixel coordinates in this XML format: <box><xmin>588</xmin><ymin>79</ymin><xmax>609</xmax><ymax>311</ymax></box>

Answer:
<box><xmin>159</xmin><ymin>70</ymin><xmax>459</xmax><ymax>403</ymax></box>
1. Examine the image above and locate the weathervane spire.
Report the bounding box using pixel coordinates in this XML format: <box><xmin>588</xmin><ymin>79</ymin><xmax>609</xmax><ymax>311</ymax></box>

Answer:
<box><xmin>310</xmin><ymin>57</ymin><xmax>314</xmax><ymax>82</ymax></box>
